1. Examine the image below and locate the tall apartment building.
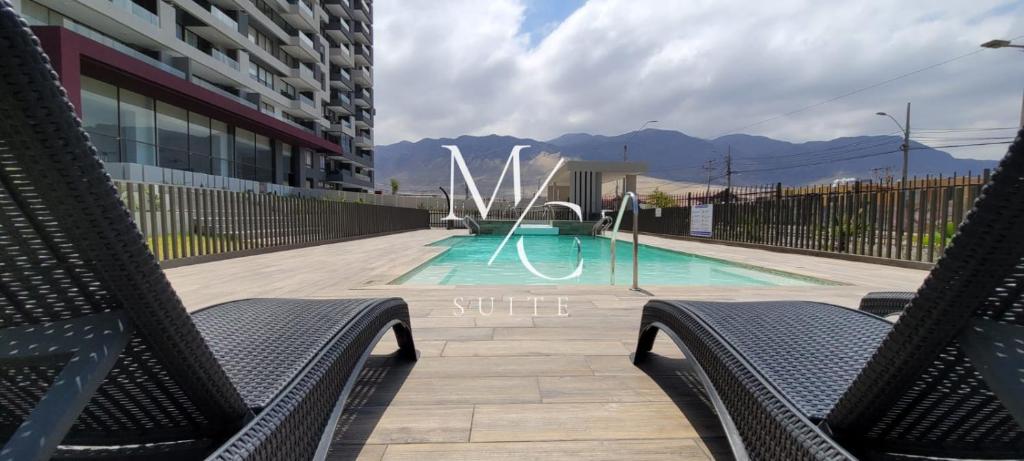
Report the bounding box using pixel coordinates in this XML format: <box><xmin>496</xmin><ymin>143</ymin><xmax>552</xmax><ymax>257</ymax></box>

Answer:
<box><xmin>10</xmin><ymin>0</ymin><xmax>375</xmax><ymax>193</ymax></box>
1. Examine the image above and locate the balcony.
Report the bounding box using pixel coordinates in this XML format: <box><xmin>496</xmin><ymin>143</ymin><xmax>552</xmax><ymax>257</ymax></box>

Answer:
<box><xmin>282</xmin><ymin>64</ymin><xmax>320</xmax><ymax>91</ymax></box>
<box><xmin>184</xmin><ymin>6</ymin><xmax>242</xmax><ymax>48</ymax></box>
<box><xmin>192</xmin><ymin>76</ymin><xmax>257</xmax><ymax>110</ymax></box>
<box><xmin>323</xmin><ymin>0</ymin><xmax>351</xmax><ymax>18</ymax></box>
<box><xmin>351</xmin><ymin>21</ymin><xmax>371</xmax><ymax>45</ymax></box>
<box><xmin>110</xmin><ymin>0</ymin><xmax>159</xmax><ymax>26</ymax></box>
<box><xmin>351</xmin><ymin>0</ymin><xmax>370</xmax><ymax>23</ymax></box>
<box><xmin>325</xmin><ymin>17</ymin><xmax>352</xmax><ymax>44</ymax></box>
<box><xmin>327</xmin><ymin>91</ymin><xmax>353</xmax><ymax>114</ymax></box>
<box><xmin>353</xmin><ymin>67</ymin><xmax>372</xmax><ymax>87</ymax></box>
<box><xmin>281</xmin><ymin>32</ymin><xmax>319</xmax><ymax>62</ymax></box>
<box><xmin>209</xmin><ymin>48</ymin><xmax>240</xmax><ymax>71</ymax></box>
<box><xmin>329</xmin><ymin>44</ymin><xmax>353</xmax><ymax>67</ymax></box>
<box><xmin>282</xmin><ymin>0</ymin><xmax>318</xmax><ymax>31</ymax></box>
<box><xmin>63</xmin><ymin>21</ymin><xmax>186</xmax><ymax>78</ymax></box>
<box><xmin>353</xmin><ymin>43</ymin><xmax>372</xmax><ymax>66</ymax></box>
<box><xmin>354</xmin><ymin>132</ymin><xmax>373</xmax><ymax>148</ymax></box>
<box><xmin>325</xmin><ymin>118</ymin><xmax>355</xmax><ymax>138</ymax></box>
<box><xmin>283</xmin><ymin>93</ymin><xmax>320</xmax><ymax>119</ymax></box>
<box><xmin>353</xmin><ymin>88</ymin><xmax>371</xmax><ymax>108</ymax></box>
<box><xmin>330</xmin><ymin>68</ymin><xmax>353</xmax><ymax>90</ymax></box>
<box><xmin>326</xmin><ymin>168</ymin><xmax>372</xmax><ymax>188</ymax></box>
<box><xmin>355</xmin><ymin>109</ymin><xmax>373</xmax><ymax>128</ymax></box>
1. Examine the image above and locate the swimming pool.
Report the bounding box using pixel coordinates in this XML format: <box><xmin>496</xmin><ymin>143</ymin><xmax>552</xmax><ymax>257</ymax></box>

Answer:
<box><xmin>392</xmin><ymin>235</ymin><xmax>832</xmax><ymax>286</ymax></box>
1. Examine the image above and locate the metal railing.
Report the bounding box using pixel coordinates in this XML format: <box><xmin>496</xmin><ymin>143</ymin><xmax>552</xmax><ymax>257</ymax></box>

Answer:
<box><xmin>210</xmin><ymin>6</ymin><xmax>238</xmax><ymax>31</ymax></box>
<box><xmin>64</xmin><ymin>21</ymin><xmax>186</xmax><ymax>78</ymax></box>
<box><xmin>210</xmin><ymin>48</ymin><xmax>239</xmax><ymax>71</ymax></box>
<box><xmin>114</xmin><ymin>180</ymin><xmax>429</xmax><ymax>264</ymax></box>
<box><xmin>111</xmin><ymin>0</ymin><xmax>159</xmax><ymax>26</ymax></box>
<box><xmin>609</xmin><ymin>192</ymin><xmax>640</xmax><ymax>290</ymax></box>
<box><xmin>191</xmin><ymin>77</ymin><xmax>257</xmax><ymax>109</ymax></box>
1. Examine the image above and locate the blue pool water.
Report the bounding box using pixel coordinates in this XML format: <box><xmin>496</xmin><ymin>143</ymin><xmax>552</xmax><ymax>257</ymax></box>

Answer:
<box><xmin>393</xmin><ymin>235</ymin><xmax>830</xmax><ymax>286</ymax></box>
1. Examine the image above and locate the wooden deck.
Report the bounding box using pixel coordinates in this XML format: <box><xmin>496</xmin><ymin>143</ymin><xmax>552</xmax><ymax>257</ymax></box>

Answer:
<box><xmin>166</xmin><ymin>230</ymin><xmax>928</xmax><ymax>460</ymax></box>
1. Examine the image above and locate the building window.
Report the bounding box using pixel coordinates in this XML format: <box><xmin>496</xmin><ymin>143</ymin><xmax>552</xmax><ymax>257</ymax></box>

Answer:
<box><xmin>281</xmin><ymin>142</ymin><xmax>294</xmax><ymax>185</ymax></box>
<box><xmin>77</xmin><ymin>76</ymin><xmax>298</xmax><ymax>185</ymax></box>
<box><xmin>235</xmin><ymin>128</ymin><xmax>256</xmax><ymax>180</ymax></box>
<box><xmin>156</xmin><ymin>101</ymin><xmax>189</xmax><ymax>171</ymax></box>
<box><xmin>80</xmin><ymin>77</ymin><xmax>120</xmax><ymax>162</ymax></box>
<box><xmin>188</xmin><ymin>113</ymin><xmax>212</xmax><ymax>174</ymax></box>
<box><xmin>319</xmin><ymin>154</ymin><xmax>325</xmax><ymax>171</ymax></box>
<box><xmin>255</xmin><ymin>134</ymin><xmax>273</xmax><ymax>183</ymax></box>
<box><xmin>304</xmin><ymin>150</ymin><xmax>313</xmax><ymax>168</ymax></box>
<box><xmin>248</xmin><ymin>60</ymin><xmax>275</xmax><ymax>90</ymax></box>
<box><xmin>211</xmin><ymin>119</ymin><xmax>233</xmax><ymax>176</ymax></box>
<box><xmin>306</xmin><ymin>178</ymin><xmax>314</xmax><ymax>189</ymax></box>
<box><xmin>119</xmin><ymin>89</ymin><xmax>157</xmax><ymax>166</ymax></box>
<box><xmin>281</xmin><ymin>82</ymin><xmax>296</xmax><ymax>99</ymax></box>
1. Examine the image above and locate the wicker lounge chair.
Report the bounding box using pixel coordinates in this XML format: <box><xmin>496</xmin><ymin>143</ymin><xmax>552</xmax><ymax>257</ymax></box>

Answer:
<box><xmin>634</xmin><ymin>130</ymin><xmax>1024</xmax><ymax>460</ymax></box>
<box><xmin>857</xmin><ymin>291</ymin><xmax>915</xmax><ymax>317</ymax></box>
<box><xmin>0</xmin><ymin>7</ymin><xmax>416</xmax><ymax>460</ymax></box>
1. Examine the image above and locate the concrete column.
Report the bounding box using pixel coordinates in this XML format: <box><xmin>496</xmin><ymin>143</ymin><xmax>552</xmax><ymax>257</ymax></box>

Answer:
<box><xmin>157</xmin><ymin>0</ymin><xmax>175</xmax><ymax>37</ymax></box>
<box><xmin>34</xmin><ymin>27</ymin><xmax>82</xmax><ymax>115</ymax></box>
<box><xmin>624</xmin><ymin>174</ymin><xmax>638</xmax><ymax>194</ymax></box>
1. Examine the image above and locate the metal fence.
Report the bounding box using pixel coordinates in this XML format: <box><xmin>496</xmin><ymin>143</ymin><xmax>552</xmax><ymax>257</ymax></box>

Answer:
<box><xmin>114</xmin><ymin>181</ymin><xmax>429</xmax><ymax>264</ymax></box>
<box><xmin>622</xmin><ymin>172</ymin><xmax>991</xmax><ymax>264</ymax></box>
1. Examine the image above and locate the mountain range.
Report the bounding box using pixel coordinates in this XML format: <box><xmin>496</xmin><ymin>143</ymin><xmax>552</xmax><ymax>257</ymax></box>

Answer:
<box><xmin>374</xmin><ymin>129</ymin><xmax>999</xmax><ymax>193</ymax></box>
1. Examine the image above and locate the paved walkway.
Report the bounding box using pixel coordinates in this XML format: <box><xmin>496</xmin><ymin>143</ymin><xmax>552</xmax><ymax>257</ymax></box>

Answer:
<box><xmin>166</xmin><ymin>229</ymin><xmax>928</xmax><ymax>460</ymax></box>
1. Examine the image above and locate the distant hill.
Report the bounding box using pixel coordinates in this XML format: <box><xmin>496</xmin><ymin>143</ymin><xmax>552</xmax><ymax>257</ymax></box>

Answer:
<box><xmin>374</xmin><ymin>129</ymin><xmax>999</xmax><ymax>193</ymax></box>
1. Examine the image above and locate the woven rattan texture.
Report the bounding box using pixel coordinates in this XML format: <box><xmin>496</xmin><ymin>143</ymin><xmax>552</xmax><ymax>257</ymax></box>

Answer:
<box><xmin>0</xmin><ymin>2</ymin><xmax>246</xmax><ymax>445</ymax></box>
<box><xmin>657</xmin><ymin>301</ymin><xmax>890</xmax><ymax>420</ymax></box>
<box><xmin>206</xmin><ymin>298</ymin><xmax>412</xmax><ymax>461</ymax></box>
<box><xmin>858</xmin><ymin>292</ymin><xmax>914</xmax><ymax>317</ymax></box>
<box><xmin>827</xmin><ymin>130</ymin><xmax>1024</xmax><ymax>457</ymax></box>
<box><xmin>194</xmin><ymin>298</ymin><xmax>386</xmax><ymax>407</ymax></box>
<box><xmin>640</xmin><ymin>301</ymin><xmax>856</xmax><ymax>460</ymax></box>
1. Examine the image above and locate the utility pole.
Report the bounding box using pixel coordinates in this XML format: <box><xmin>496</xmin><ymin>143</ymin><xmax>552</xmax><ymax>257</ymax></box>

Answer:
<box><xmin>901</xmin><ymin>102</ymin><xmax>911</xmax><ymax>184</ymax></box>
<box><xmin>622</xmin><ymin>144</ymin><xmax>628</xmax><ymax>196</ymax></box>
<box><xmin>703</xmin><ymin>160</ymin><xmax>714</xmax><ymax>197</ymax></box>
<box><xmin>725</xmin><ymin>146</ymin><xmax>732</xmax><ymax>194</ymax></box>
<box><xmin>876</xmin><ymin>103</ymin><xmax>911</xmax><ymax>184</ymax></box>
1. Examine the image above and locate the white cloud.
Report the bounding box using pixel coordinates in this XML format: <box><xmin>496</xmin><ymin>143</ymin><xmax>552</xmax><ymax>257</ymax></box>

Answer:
<box><xmin>374</xmin><ymin>0</ymin><xmax>1024</xmax><ymax>159</ymax></box>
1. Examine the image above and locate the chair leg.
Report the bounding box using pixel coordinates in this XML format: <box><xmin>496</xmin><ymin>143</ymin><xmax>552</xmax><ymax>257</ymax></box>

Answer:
<box><xmin>393</xmin><ymin>322</ymin><xmax>418</xmax><ymax>361</ymax></box>
<box><xmin>633</xmin><ymin>323</ymin><xmax>659</xmax><ymax>364</ymax></box>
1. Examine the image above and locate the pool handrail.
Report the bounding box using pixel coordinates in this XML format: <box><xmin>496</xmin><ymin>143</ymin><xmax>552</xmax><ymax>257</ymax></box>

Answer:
<box><xmin>609</xmin><ymin>192</ymin><xmax>640</xmax><ymax>290</ymax></box>
<box><xmin>462</xmin><ymin>215</ymin><xmax>480</xmax><ymax>234</ymax></box>
<box><xmin>592</xmin><ymin>215</ymin><xmax>613</xmax><ymax>236</ymax></box>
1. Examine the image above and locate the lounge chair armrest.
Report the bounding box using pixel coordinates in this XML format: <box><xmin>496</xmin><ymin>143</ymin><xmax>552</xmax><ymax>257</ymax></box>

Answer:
<box><xmin>858</xmin><ymin>291</ymin><xmax>915</xmax><ymax>317</ymax></box>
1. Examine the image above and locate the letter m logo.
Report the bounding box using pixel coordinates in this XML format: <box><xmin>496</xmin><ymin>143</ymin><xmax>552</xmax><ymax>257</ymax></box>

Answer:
<box><xmin>442</xmin><ymin>145</ymin><xmax>529</xmax><ymax>221</ymax></box>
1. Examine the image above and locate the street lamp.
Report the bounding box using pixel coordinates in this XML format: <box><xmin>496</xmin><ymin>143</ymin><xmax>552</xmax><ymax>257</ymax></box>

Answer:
<box><xmin>621</xmin><ymin>120</ymin><xmax>658</xmax><ymax>197</ymax></box>
<box><xmin>623</xmin><ymin>120</ymin><xmax>659</xmax><ymax>161</ymax></box>
<box><xmin>981</xmin><ymin>39</ymin><xmax>1024</xmax><ymax>49</ymax></box>
<box><xmin>877</xmin><ymin>104</ymin><xmax>911</xmax><ymax>184</ymax></box>
<box><xmin>981</xmin><ymin>39</ymin><xmax>1024</xmax><ymax>128</ymax></box>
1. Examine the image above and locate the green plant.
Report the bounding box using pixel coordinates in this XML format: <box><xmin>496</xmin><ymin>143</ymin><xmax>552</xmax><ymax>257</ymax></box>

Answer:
<box><xmin>921</xmin><ymin>221</ymin><xmax>957</xmax><ymax>247</ymax></box>
<box><xmin>390</xmin><ymin>178</ymin><xmax>400</xmax><ymax>195</ymax></box>
<box><xmin>646</xmin><ymin>188</ymin><xmax>676</xmax><ymax>209</ymax></box>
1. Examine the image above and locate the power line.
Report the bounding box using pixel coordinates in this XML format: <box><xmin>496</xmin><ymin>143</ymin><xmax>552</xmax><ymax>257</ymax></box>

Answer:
<box><xmin>733</xmin><ymin>141</ymin><xmax>1012</xmax><ymax>175</ymax></box>
<box><xmin>712</xmin><ymin>33</ymin><xmax>1024</xmax><ymax>138</ymax></box>
<box><xmin>914</xmin><ymin>126</ymin><xmax>1020</xmax><ymax>132</ymax></box>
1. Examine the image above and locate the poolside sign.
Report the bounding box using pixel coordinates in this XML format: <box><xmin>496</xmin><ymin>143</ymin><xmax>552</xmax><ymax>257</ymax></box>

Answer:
<box><xmin>441</xmin><ymin>145</ymin><xmax>584</xmax><ymax>281</ymax></box>
<box><xmin>690</xmin><ymin>204</ymin><xmax>713</xmax><ymax>237</ymax></box>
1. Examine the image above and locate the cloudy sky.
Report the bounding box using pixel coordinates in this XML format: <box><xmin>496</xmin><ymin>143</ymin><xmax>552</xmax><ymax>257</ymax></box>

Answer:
<box><xmin>374</xmin><ymin>0</ymin><xmax>1024</xmax><ymax>159</ymax></box>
